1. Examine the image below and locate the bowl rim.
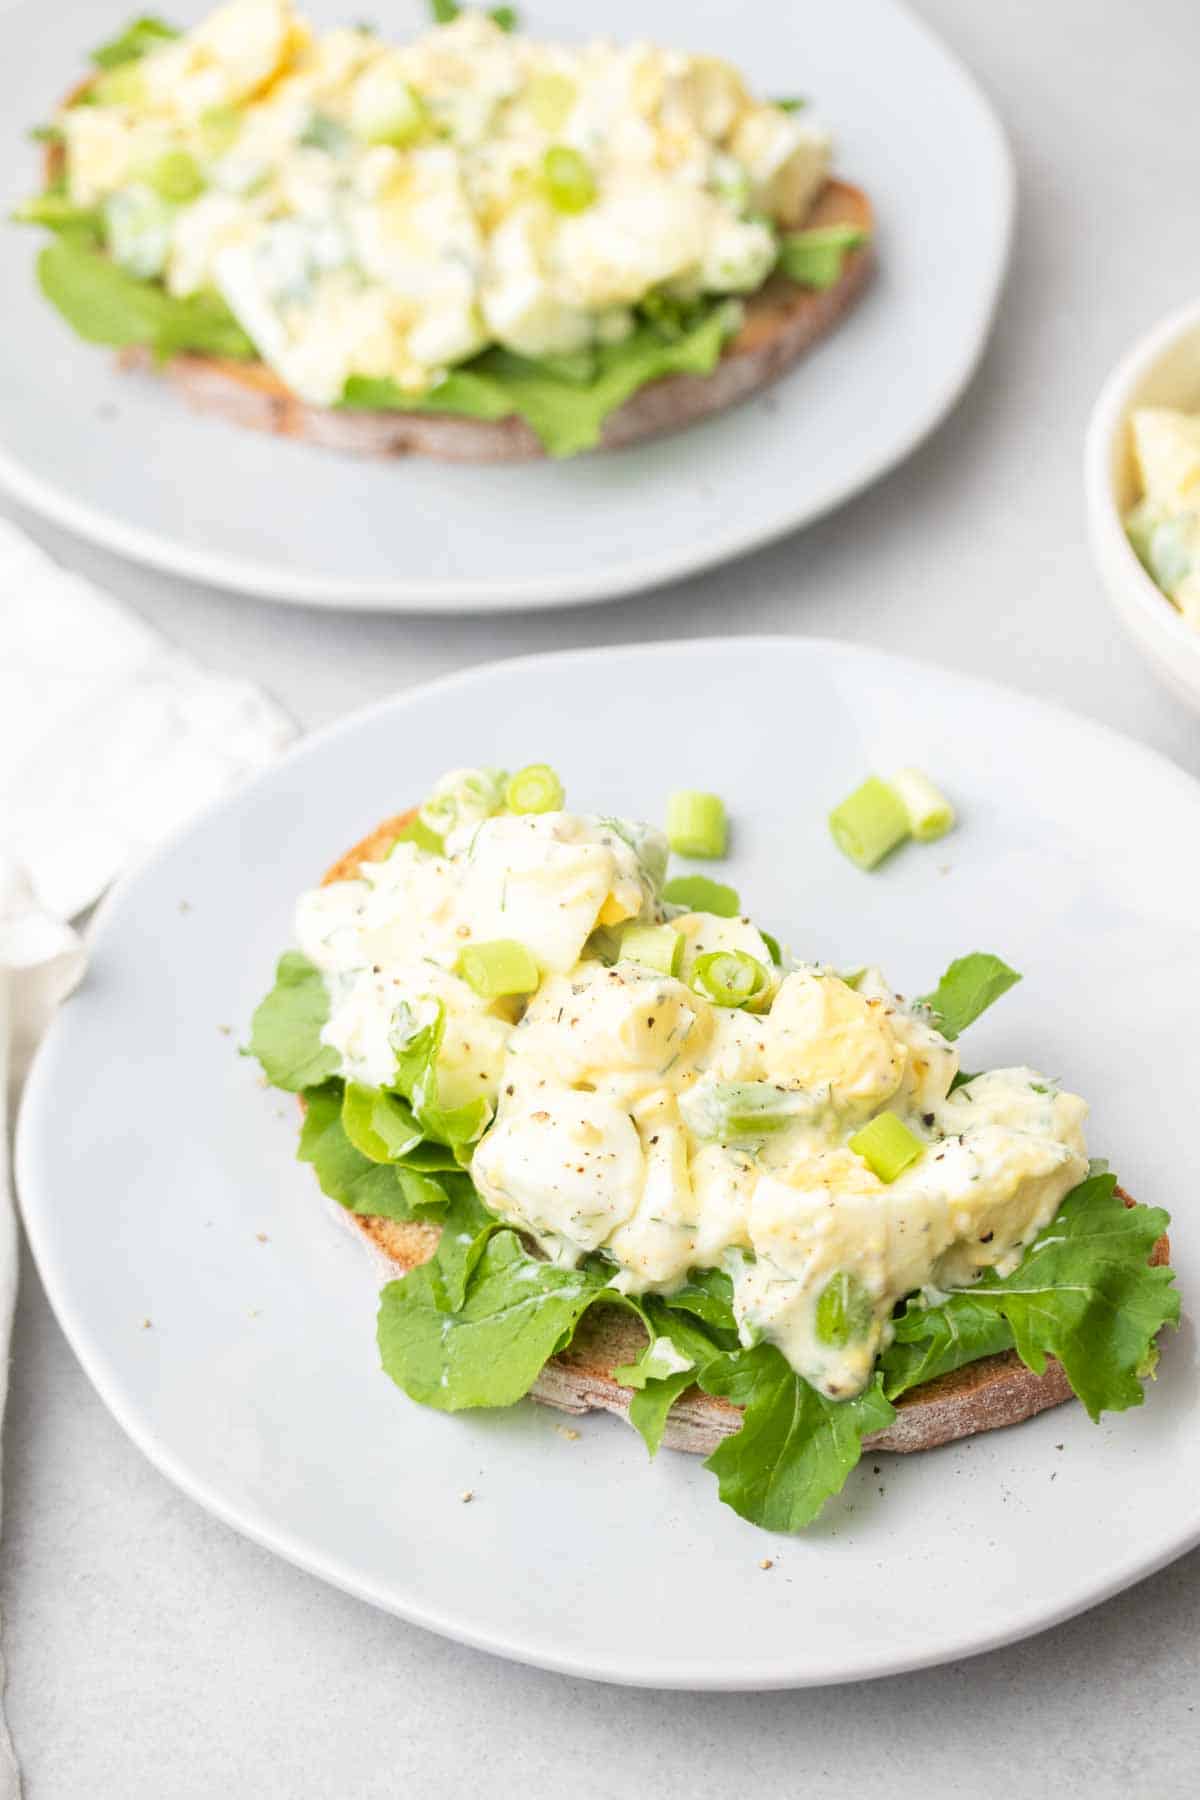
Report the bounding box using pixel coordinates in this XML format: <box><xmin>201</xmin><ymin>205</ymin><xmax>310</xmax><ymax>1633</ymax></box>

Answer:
<box><xmin>1084</xmin><ymin>294</ymin><xmax>1200</xmax><ymax>662</ymax></box>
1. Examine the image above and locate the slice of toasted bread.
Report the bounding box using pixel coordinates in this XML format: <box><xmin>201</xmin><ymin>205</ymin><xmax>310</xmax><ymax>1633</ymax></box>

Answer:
<box><xmin>318</xmin><ymin>813</ymin><xmax>1171</xmax><ymax>1456</ymax></box>
<box><xmin>56</xmin><ymin>137</ymin><xmax>871</xmax><ymax>461</ymax></box>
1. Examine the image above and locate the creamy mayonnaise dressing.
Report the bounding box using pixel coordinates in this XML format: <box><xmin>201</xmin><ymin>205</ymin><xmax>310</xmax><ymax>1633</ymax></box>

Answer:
<box><xmin>62</xmin><ymin>0</ymin><xmax>831</xmax><ymax>403</ymax></box>
<box><xmin>295</xmin><ymin>784</ymin><xmax>1088</xmax><ymax>1399</ymax></box>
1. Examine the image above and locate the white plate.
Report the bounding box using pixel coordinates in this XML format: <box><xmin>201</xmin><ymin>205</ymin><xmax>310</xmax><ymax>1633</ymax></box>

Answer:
<box><xmin>0</xmin><ymin>0</ymin><xmax>1012</xmax><ymax>612</ymax></box>
<box><xmin>17</xmin><ymin>638</ymin><xmax>1199</xmax><ymax>1689</ymax></box>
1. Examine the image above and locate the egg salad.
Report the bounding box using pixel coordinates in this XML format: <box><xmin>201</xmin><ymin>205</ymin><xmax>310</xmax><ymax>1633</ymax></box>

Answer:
<box><xmin>277</xmin><ymin>763</ymin><xmax>1093</xmax><ymax>1401</ymax></box>
<box><xmin>250</xmin><ymin>765</ymin><xmax>1176</xmax><ymax>1530</ymax></box>
<box><xmin>24</xmin><ymin>1</ymin><xmax>851</xmax><ymax>442</ymax></box>
<box><xmin>1126</xmin><ymin>406</ymin><xmax>1200</xmax><ymax>628</ymax></box>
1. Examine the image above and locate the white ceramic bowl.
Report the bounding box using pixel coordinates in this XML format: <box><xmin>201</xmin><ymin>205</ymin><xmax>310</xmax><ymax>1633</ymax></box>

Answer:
<box><xmin>1085</xmin><ymin>298</ymin><xmax>1200</xmax><ymax>711</ymax></box>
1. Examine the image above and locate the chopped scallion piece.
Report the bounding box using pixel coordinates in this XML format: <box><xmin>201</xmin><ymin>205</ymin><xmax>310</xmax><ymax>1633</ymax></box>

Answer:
<box><xmin>814</xmin><ymin>1271</ymin><xmax>873</xmax><ymax>1346</ymax></box>
<box><xmin>691</xmin><ymin>949</ymin><xmax>770</xmax><ymax>1010</ymax></box>
<box><xmin>489</xmin><ymin>5</ymin><xmax>519</xmax><ymax>28</ymax></box>
<box><xmin>391</xmin><ymin>816</ymin><xmax>444</xmax><ymax>855</ymax></box>
<box><xmin>619</xmin><ymin>923</ymin><xmax>683</xmax><ymax>977</ymax></box>
<box><xmin>848</xmin><ymin>1113</ymin><xmax>924</xmax><ymax>1183</ymax></box>
<box><xmin>666</xmin><ymin>788</ymin><xmax>727</xmax><ymax>858</ymax></box>
<box><xmin>505</xmin><ymin>763</ymin><xmax>564</xmax><ymax>814</ymax></box>
<box><xmin>891</xmin><ymin>768</ymin><xmax>956</xmax><ymax>842</ymax></box>
<box><xmin>144</xmin><ymin>149</ymin><xmax>205</xmax><ymax>204</ymax></box>
<box><xmin>542</xmin><ymin>145</ymin><xmax>596</xmax><ymax>214</ymax></box>
<box><xmin>458</xmin><ymin>939</ymin><xmax>540</xmax><ymax>999</ymax></box>
<box><xmin>662</xmin><ymin>874</ymin><xmax>740</xmax><ymax>917</ymax></box>
<box><xmin>828</xmin><ymin>776</ymin><xmax>910</xmax><ymax>870</ymax></box>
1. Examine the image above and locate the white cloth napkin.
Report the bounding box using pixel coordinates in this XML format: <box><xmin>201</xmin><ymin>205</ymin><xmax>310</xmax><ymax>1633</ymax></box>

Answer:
<box><xmin>0</xmin><ymin>515</ymin><xmax>295</xmax><ymax>1794</ymax></box>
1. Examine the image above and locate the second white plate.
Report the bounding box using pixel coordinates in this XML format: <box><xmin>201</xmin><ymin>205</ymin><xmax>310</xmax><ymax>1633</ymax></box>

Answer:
<box><xmin>0</xmin><ymin>0</ymin><xmax>1012</xmax><ymax>611</ymax></box>
<box><xmin>16</xmin><ymin>638</ymin><xmax>1199</xmax><ymax>1688</ymax></box>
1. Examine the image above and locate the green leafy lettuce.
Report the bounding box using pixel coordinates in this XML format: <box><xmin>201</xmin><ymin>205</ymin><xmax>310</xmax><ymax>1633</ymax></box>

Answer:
<box><xmin>920</xmin><ymin>951</ymin><xmax>1021</xmax><ymax>1040</ymax></box>
<box><xmin>378</xmin><ymin>1230</ymin><xmax>615</xmax><ymax>1410</ymax></box>
<box><xmin>881</xmin><ymin>1171</ymin><xmax>1178</xmax><ymax>1418</ymax></box>
<box><xmin>36</xmin><ymin>238</ymin><xmax>256</xmax><ymax>360</ymax></box>
<box><xmin>248</xmin><ymin>951</ymin><xmax>340</xmax><ymax>1092</ymax></box>
<box><xmin>700</xmin><ymin>1350</ymin><xmax>896</xmax><ymax>1530</ymax></box>
<box><xmin>776</xmin><ymin>224</ymin><xmax>868</xmax><ymax>291</ymax></box>
<box><xmin>90</xmin><ymin>16</ymin><xmax>180</xmax><ymax>70</ymax></box>
<box><xmin>342</xmin><ymin>302</ymin><xmax>740</xmax><ymax>458</ymax></box>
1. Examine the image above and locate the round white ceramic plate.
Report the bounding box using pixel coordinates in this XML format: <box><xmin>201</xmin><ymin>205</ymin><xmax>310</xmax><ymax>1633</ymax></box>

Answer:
<box><xmin>0</xmin><ymin>0</ymin><xmax>1012</xmax><ymax>612</ymax></box>
<box><xmin>16</xmin><ymin>638</ymin><xmax>1199</xmax><ymax>1689</ymax></box>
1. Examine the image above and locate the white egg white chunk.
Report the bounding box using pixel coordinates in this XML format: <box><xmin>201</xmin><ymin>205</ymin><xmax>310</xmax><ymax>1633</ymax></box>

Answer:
<box><xmin>286</xmin><ymin>770</ymin><xmax>1092</xmax><ymax>1399</ymax></box>
<box><xmin>61</xmin><ymin>0</ymin><xmax>834</xmax><ymax>402</ymax></box>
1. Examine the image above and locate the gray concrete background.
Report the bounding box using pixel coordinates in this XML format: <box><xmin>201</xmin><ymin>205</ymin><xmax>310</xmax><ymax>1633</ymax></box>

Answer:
<box><xmin>3</xmin><ymin>0</ymin><xmax>1198</xmax><ymax>1792</ymax></box>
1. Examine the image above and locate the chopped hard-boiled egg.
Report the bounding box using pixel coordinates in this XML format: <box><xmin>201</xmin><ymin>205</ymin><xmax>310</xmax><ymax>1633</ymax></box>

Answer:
<box><xmin>1126</xmin><ymin>406</ymin><xmax>1200</xmax><ymax>628</ymax></box>
<box><xmin>289</xmin><ymin>767</ymin><xmax>1089</xmax><ymax>1401</ymax></box>
<box><xmin>57</xmin><ymin>0</ymin><xmax>834</xmax><ymax>403</ymax></box>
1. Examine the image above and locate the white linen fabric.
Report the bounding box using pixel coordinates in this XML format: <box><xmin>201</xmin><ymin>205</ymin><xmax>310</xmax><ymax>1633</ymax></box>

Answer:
<box><xmin>0</xmin><ymin>516</ymin><xmax>295</xmax><ymax>1796</ymax></box>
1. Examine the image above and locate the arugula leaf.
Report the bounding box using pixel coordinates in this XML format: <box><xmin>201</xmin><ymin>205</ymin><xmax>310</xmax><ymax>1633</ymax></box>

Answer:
<box><xmin>341</xmin><ymin>1082</ymin><xmax>423</xmax><ymax>1162</ymax></box>
<box><xmin>920</xmin><ymin>952</ymin><xmax>1021</xmax><ymax>1041</ymax></box>
<box><xmin>881</xmin><ymin>1293</ymin><xmax>1016</xmax><ymax>1399</ymax></box>
<box><xmin>391</xmin><ymin>1003</ymin><xmax>492</xmax><ymax>1162</ymax></box>
<box><xmin>776</xmin><ymin>225</ymin><xmax>868</xmax><ymax>291</ymax></box>
<box><xmin>882</xmin><ymin>1173</ymin><xmax>1177</xmax><ymax>1418</ymax></box>
<box><xmin>37</xmin><ymin>239</ymin><xmax>256</xmax><ymax>359</ymax></box>
<box><xmin>249</xmin><ymin>951</ymin><xmax>340</xmax><ymax>1092</ymax></box>
<box><xmin>699</xmin><ymin>1346</ymin><xmax>896</xmax><ymax>1530</ymax></box>
<box><xmin>427</xmin><ymin>1178</ymin><xmax>507</xmax><ymax>1312</ymax></box>
<box><xmin>661</xmin><ymin>874</ymin><xmax>741</xmax><ymax>917</ymax></box>
<box><xmin>616</xmin><ymin>1300</ymin><xmax>726</xmax><ymax>1458</ymax></box>
<box><xmin>90</xmin><ymin>15</ymin><xmax>180</xmax><ymax>69</ymax></box>
<box><xmin>298</xmin><ymin>1083</ymin><xmax>448</xmax><ymax>1221</ymax></box>
<box><xmin>660</xmin><ymin>1266</ymin><xmax>739</xmax><ymax>1338</ymax></box>
<box><xmin>377</xmin><ymin>1230</ymin><xmax>612</xmax><ymax>1410</ymax></box>
<box><xmin>342</xmin><ymin>304</ymin><xmax>738</xmax><ymax>458</ymax></box>
<box><xmin>13</xmin><ymin>194</ymin><xmax>103</xmax><ymax>245</ymax></box>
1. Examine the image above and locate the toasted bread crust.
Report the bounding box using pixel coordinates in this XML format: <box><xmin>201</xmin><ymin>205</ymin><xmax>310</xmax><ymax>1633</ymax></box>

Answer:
<box><xmin>319</xmin><ymin>813</ymin><xmax>1171</xmax><ymax>1457</ymax></box>
<box><xmin>104</xmin><ymin>180</ymin><xmax>873</xmax><ymax>461</ymax></box>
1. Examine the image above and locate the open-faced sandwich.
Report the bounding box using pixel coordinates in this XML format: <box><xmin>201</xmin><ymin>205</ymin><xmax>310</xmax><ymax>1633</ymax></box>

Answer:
<box><xmin>249</xmin><ymin>765</ymin><xmax>1177</xmax><ymax>1532</ymax></box>
<box><xmin>19</xmin><ymin>1</ymin><xmax>873</xmax><ymax>460</ymax></box>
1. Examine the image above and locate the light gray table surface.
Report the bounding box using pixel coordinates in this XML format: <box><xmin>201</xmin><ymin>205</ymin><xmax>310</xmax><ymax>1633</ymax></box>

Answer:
<box><xmin>4</xmin><ymin>0</ymin><xmax>1199</xmax><ymax>1793</ymax></box>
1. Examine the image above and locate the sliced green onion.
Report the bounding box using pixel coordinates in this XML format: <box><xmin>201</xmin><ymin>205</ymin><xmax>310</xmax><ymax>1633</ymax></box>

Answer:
<box><xmin>666</xmin><ymin>789</ymin><xmax>727</xmax><ymax>858</ymax></box>
<box><xmin>814</xmin><ymin>1271</ymin><xmax>873</xmax><ymax>1347</ymax></box>
<box><xmin>848</xmin><ymin>1113</ymin><xmax>924</xmax><ymax>1183</ymax></box>
<box><xmin>390</xmin><ymin>815</ymin><xmax>445</xmax><ymax>856</ymax></box>
<box><xmin>662</xmin><ymin>874</ymin><xmax>740</xmax><ymax>917</ymax></box>
<box><xmin>198</xmin><ymin>104</ymin><xmax>243</xmax><ymax>157</ymax></box>
<box><xmin>430</xmin><ymin>0</ymin><xmax>460</xmax><ymax>21</ymax></box>
<box><xmin>680</xmin><ymin>1081</ymin><xmax>809</xmax><ymax>1145</ymax></box>
<box><xmin>505</xmin><ymin>763</ymin><xmax>564</xmax><ymax>814</ymax></box>
<box><xmin>691</xmin><ymin>949</ymin><xmax>770</xmax><ymax>1010</ymax></box>
<box><xmin>542</xmin><ymin>145</ymin><xmax>596</xmax><ymax>214</ymax></box>
<box><xmin>828</xmin><ymin>776</ymin><xmax>910</xmax><ymax>870</ymax></box>
<box><xmin>892</xmin><ymin>768</ymin><xmax>956</xmax><ymax>843</ymax></box>
<box><xmin>489</xmin><ymin>5</ymin><xmax>519</xmax><ymax>28</ymax></box>
<box><xmin>458</xmin><ymin>939</ymin><xmax>540</xmax><ymax>999</ymax></box>
<box><xmin>759</xmin><ymin>929</ymin><xmax>783</xmax><ymax>966</ymax></box>
<box><xmin>619</xmin><ymin>923</ymin><xmax>683</xmax><ymax>977</ymax></box>
<box><xmin>527</xmin><ymin>71</ymin><xmax>576</xmax><ymax>130</ymax></box>
<box><xmin>144</xmin><ymin>149</ymin><xmax>205</xmax><ymax>203</ymax></box>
